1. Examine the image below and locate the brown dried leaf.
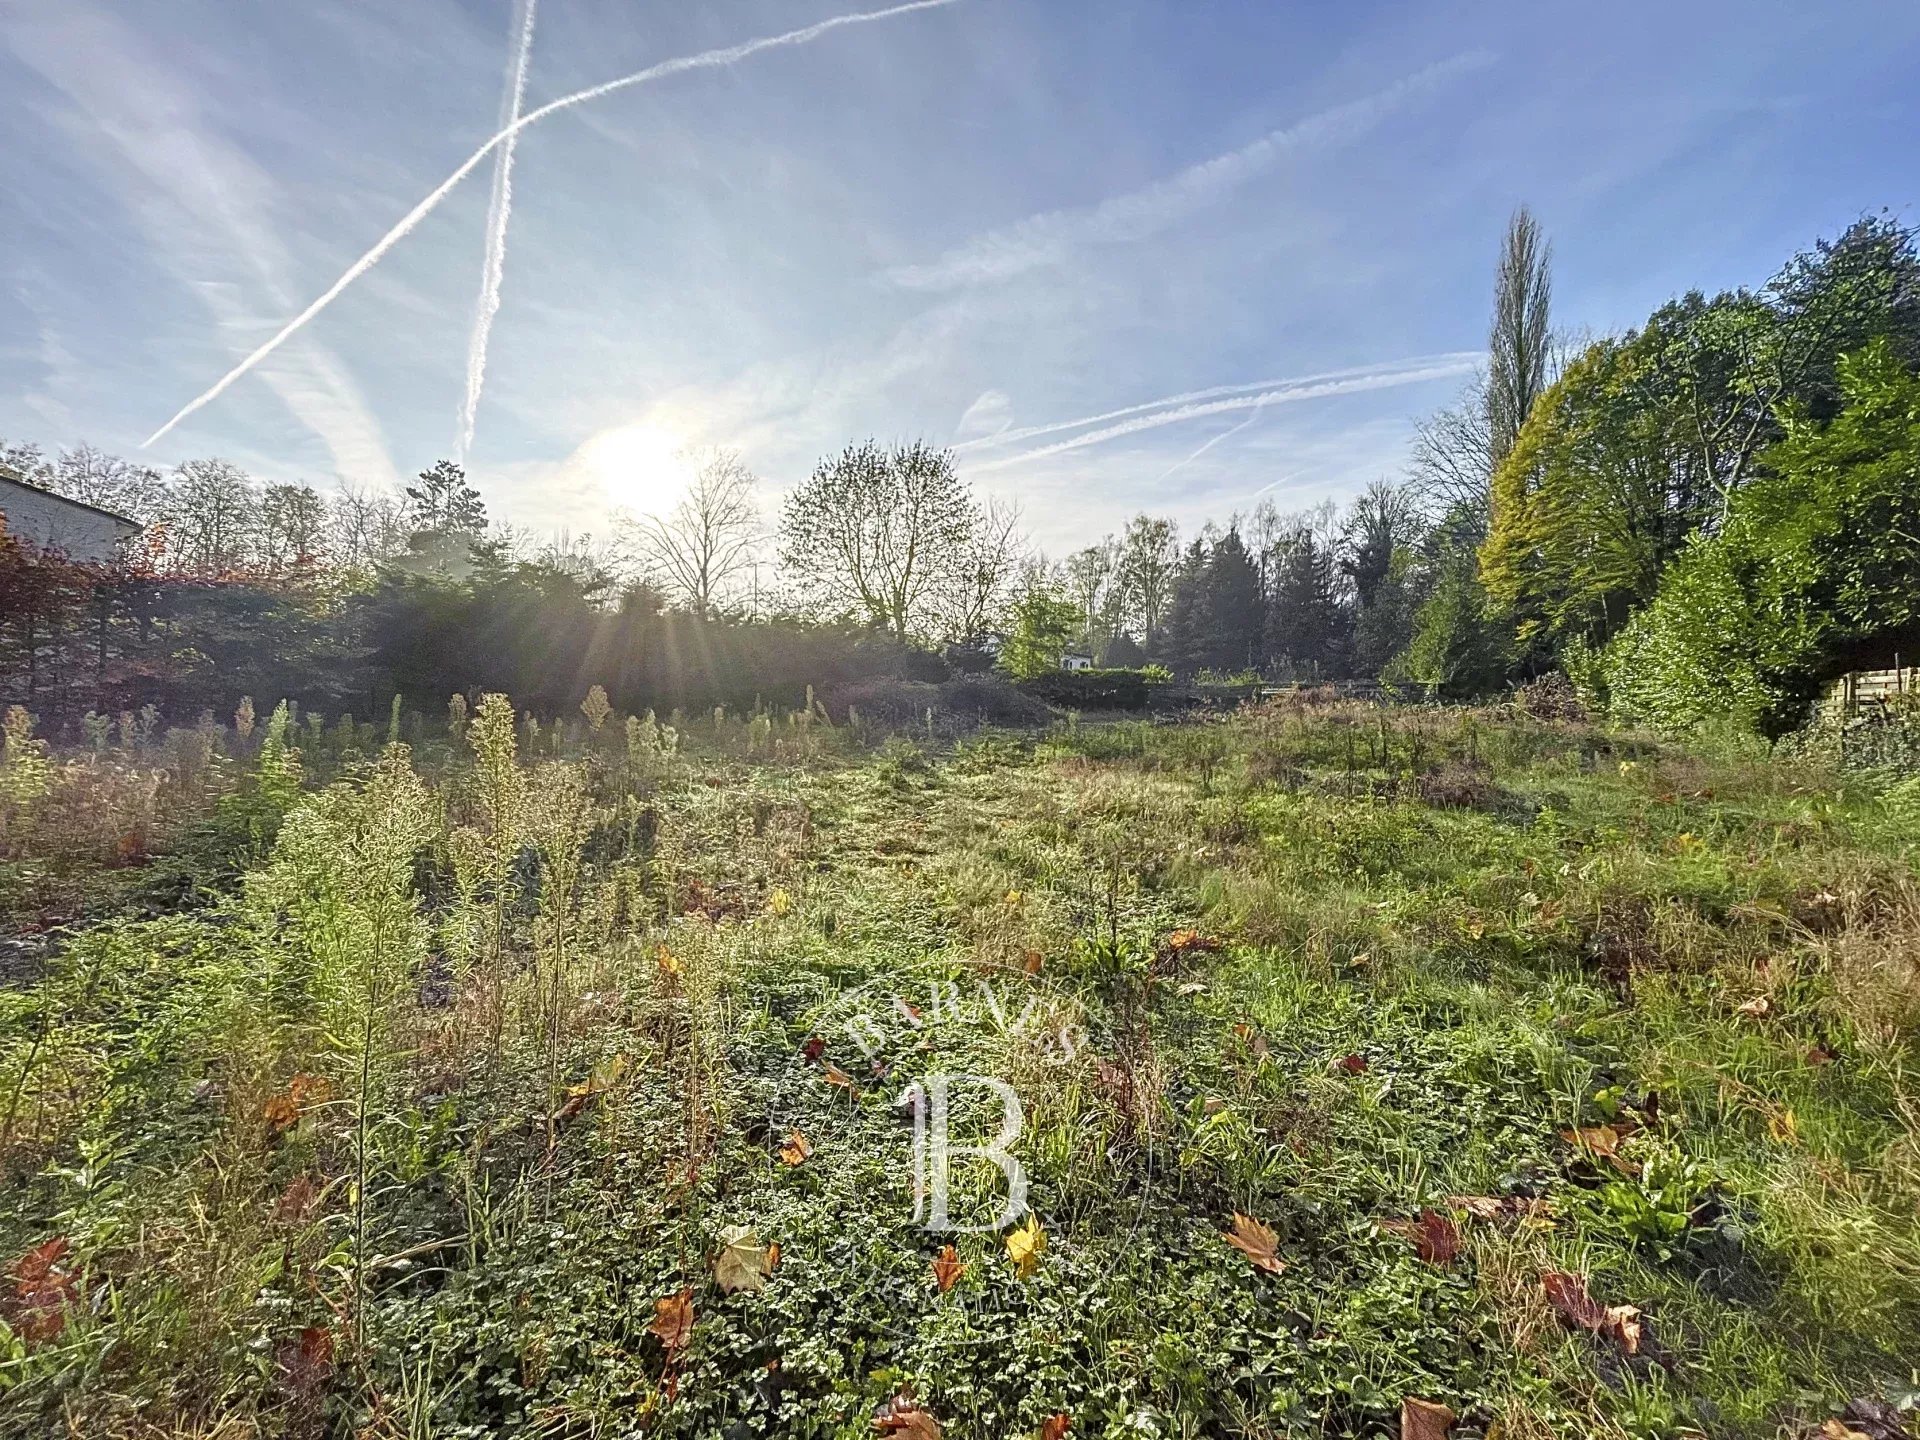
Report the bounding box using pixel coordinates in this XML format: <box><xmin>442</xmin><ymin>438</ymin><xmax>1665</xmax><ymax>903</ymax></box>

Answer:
<box><xmin>777</xmin><ymin>1129</ymin><xmax>812</xmax><ymax>1166</ymax></box>
<box><xmin>802</xmin><ymin>1034</ymin><xmax>826</xmax><ymax>1062</ymax></box>
<box><xmin>823</xmin><ymin>1061</ymin><xmax>859</xmax><ymax>1094</ymax></box>
<box><xmin>931</xmin><ymin>1244</ymin><xmax>967</xmax><ymax>1293</ymax></box>
<box><xmin>1400</xmin><ymin>1396</ymin><xmax>1455</xmax><ymax>1440</ymax></box>
<box><xmin>649</xmin><ymin>1288</ymin><xmax>694</xmax><ymax>1351</ymax></box>
<box><xmin>1541</xmin><ymin>1270</ymin><xmax>1643</xmax><ymax>1353</ymax></box>
<box><xmin>873</xmin><ymin>1388</ymin><xmax>942</xmax><ymax>1437</ymax></box>
<box><xmin>1039</xmin><ymin>1415</ymin><xmax>1073</xmax><ymax>1440</ymax></box>
<box><xmin>1736</xmin><ymin>995</ymin><xmax>1772</xmax><ymax>1018</ymax></box>
<box><xmin>7</xmin><ymin>1237</ymin><xmax>77</xmax><ymax>1344</ymax></box>
<box><xmin>1333</xmin><ymin>1053</ymin><xmax>1369</xmax><ymax>1075</ymax></box>
<box><xmin>1380</xmin><ymin>1209</ymin><xmax>1461</xmax><ymax>1265</ymax></box>
<box><xmin>1222</xmin><ymin>1213</ymin><xmax>1285</xmax><ymax>1275</ymax></box>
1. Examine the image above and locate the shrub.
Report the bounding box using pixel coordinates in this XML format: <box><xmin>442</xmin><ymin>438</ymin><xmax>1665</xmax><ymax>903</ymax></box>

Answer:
<box><xmin>1016</xmin><ymin>668</ymin><xmax>1154</xmax><ymax>710</ymax></box>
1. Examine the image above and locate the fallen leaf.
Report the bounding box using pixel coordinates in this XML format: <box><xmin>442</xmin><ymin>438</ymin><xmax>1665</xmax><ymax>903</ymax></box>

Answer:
<box><xmin>1400</xmin><ymin>1396</ymin><xmax>1455</xmax><ymax>1440</ymax></box>
<box><xmin>1005</xmin><ymin>1214</ymin><xmax>1046</xmax><ymax>1280</ymax></box>
<box><xmin>263</xmin><ymin>1072</ymin><xmax>332</xmax><ymax>1137</ymax></box>
<box><xmin>1806</xmin><ymin>1044</ymin><xmax>1835</xmax><ymax>1067</ymax></box>
<box><xmin>777</xmin><ymin>1129</ymin><xmax>812</xmax><ymax>1166</ymax></box>
<box><xmin>1039</xmin><ymin>1415</ymin><xmax>1072</xmax><ymax>1440</ymax></box>
<box><xmin>1768</xmin><ymin>1107</ymin><xmax>1799</xmax><ymax>1144</ymax></box>
<box><xmin>931</xmin><ymin>1244</ymin><xmax>967</xmax><ymax>1293</ymax></box>
<box><xmin>6</xmin><ymin>1237</ymin><xmax>77</xmax><ymax>1344</ymax></box>
<box><xmin>1232</xmin><ymin>1022</ymin><xmax>1270</xmax><ymax>1061</ymax></box>
<box><xmin>275</xmin><ymin>1325</ymin><xmax>335</xmax><ymax>1397</ymax></box>
<box><xmin>1022</xmin><ymin>949</ymin><xmax>1045</xmax><ymax>974</ymax></box>
<box><xmin>874</xmin><ymin>1388</ymin><xmax>942</xmax><ymax>1437</ymax></box>
<box><xmin>1380</xmin><ymin>1209</ymin><xmax>1460</xmax><ymax>1265</ymax></box>
<box><xmin>649</xmin><ymin>1288</ymin><xmax>693</xmax><ymax>1351</ymax></box>
<box><xmin>1819</xmin><ymin>1423</ymin><xmax>1873</xmax><ymax>1440</ymax></box>
<box><xmin>274</xmin><ymin>1174</ymin><xmax>321</xmax><ymax>1224</ymax></box>
<box><xmin>1736</xmin><ymin>995</ymin><xmax>1772</xmax><ymax>1018</ymax></box>
<box><xmin>802</xmin><ymin>1035</ymin><xmax>826</xmax><ymax>1062</ymax></box>
<box><xmin>1166</xmin><ymin>929</ymin><xmax>1222</xmax><ymax>954</ymax></box>
<box><xmin>1223</xmin><ymin>1212</ymin><xmax>1285</xmax><ymax>1275</ymax></box>
<box><xmin>1004</xmin><ymin>889</ymin><xmax>1024</xmax><ymax>907</ymax></box>
<box><xmin>1334</xmin><ymin>1053</ymin><xmax>1368</xmax><ymax>1075</ymax></box>
<box><xmin>1559</xmin><ymin>1124</ymin><xmax>1641</xmax><ymax>1176</ymax></box>
<box><xmin>656</xmin><ymin>944</ymin><xmax>682</xmax><ymax>976</ymax></box>
<box><xmin>714</xmin><ymin>1226</ymin><xmax>777</xmax><ymax>1294</ymax></box>
<box><xmin>823</xmin><ymin>1061</ymin><xmax>859</xmax><ymax>1094</ymax></box>
<box><xmin>767</xmin><ymin>887</ymin><xmax>793</xmax><ymax>917</ymax></box>
<box><xmin>1541</xmin><ymin>1270</ymin><xmax>1643</xmax><ymax>1353</ymax></box>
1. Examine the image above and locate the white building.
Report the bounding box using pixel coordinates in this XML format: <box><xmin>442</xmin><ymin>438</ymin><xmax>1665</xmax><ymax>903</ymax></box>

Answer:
<box><xmin>1061</xmin><ymin>651</ymin><xmax>1094</xmax><ymax>672</ymax></box>
<box><xmin>0</xmin><ymin>470</ymin><xmax>142</xmax><ymax>562</ymax></box>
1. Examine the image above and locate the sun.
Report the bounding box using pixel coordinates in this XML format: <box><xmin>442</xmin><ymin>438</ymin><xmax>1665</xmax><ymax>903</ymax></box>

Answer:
<box><xmin>573</xmin><ymin>422</ymin><xmax>691</xmax><ymax>514</ymax></box>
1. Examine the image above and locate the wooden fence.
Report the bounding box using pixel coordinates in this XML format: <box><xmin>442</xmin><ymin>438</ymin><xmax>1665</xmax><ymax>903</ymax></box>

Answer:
<box><xmin>1826</xmin><ymin>665</ymin><xmax>1919</xmax><ymax>716</ymax></box>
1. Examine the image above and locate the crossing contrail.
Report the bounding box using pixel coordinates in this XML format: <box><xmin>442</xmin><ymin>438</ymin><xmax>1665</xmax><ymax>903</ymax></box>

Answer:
<box><xmin>968</xmin><ymin>356</ymin><xmax>1479</xmax><ymax>473</ymax></box>
<box><xmin>457</xmin><ymin>0</ymin><xmax>539</xmax><ymax>462</ymax></box>
<box><xmin>957</xmin><ymin>353</ymin><xmax>1481</xmax><ymax>457</ymax></box>
<box><xmin>141</xmin><ymin>0</ymin><xmax>962</xmax><ymax>449</ymax></box>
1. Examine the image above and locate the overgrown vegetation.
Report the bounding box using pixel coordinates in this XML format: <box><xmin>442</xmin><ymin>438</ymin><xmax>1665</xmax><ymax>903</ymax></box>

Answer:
<box><xmin>3</xmin><ymin>691</ymin><xmax>1918</xmax><ymax>1438</ymax></box>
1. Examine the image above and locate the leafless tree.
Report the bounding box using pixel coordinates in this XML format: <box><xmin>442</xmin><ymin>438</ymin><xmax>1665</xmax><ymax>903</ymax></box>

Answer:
<box><xmin>328</xmin><ymin>485</ymin><xmax>408</xmax><ymax>569</ymax></box>
<box><xmin>166</xmin><ymin>458</ymin><xmax>258</xmax><ymax>575</ymax></box>
<box><xmin>1409</xmin><ymin>372</ymin><xmax>1495</xmax><ymax>524</ymax></box>
<box><xmin>624</xmin><ymin>448</ymin><xmax>761</xmax><ymax>617</ymax></box>
<box><xmin>939</xmin><ymin>496</ymin><xmax>1025</xmax><ymax>644</ymax></box>
<box><xmin>259</xmin><ymin>483</ymin><xmax>330</xmax><ymax>571</ymax></box>
<box><xmin>47</xmin><ymin>444</ymin><xmax>170</xmax><ymax>525</ymax></box>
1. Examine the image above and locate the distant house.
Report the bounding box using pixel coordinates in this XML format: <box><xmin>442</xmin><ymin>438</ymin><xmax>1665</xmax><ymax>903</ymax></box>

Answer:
<box><xmin>1061</xmin><ymin>651</ymin><xmax>1094</xmax><ymax>672</ymax></box>
<box><xmin>0</xmin><ymin>469</ymin><xmax>142</xmax><ymax>562</ymax></box>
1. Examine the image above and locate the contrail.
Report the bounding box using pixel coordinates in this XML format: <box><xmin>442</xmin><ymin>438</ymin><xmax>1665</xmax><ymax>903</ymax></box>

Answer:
<box><xmin>956</xmin><ymin>352</ymin><xmax>1481</xmax><ymax>454</ymax></box>
<box><xmin>457</xmin><ymin>0</ymin><xmax>539</xmax><ymax>462</ymax></box>
<box><xmin>142</xmin><ymin>0</ymin><xmax>961</xmax><ymax>448</ymax></box>
<box><xmin>1155</xmin><ymin>393</ymin><xmax>1272</xmax><ymax>483</ymax></box>
<box><xmin>969</xmin><ymin>357</ymin><xmax>1479</xmax><ymax>474</ymax></box>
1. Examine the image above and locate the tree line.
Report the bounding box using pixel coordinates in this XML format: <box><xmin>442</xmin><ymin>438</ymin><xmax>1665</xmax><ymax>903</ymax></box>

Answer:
<box><xmin>5</xmin><ymin>208</ymin><xmax>1916</xmax><ymax>736</ymax></box>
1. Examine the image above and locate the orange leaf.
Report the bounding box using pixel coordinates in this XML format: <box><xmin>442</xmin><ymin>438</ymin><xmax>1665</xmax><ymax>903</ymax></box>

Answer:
<box><xmin>1541</xmin><ymin>1270</ymin><xmax>1643</xmax><ymax>1353</ymax></box>
<box><xmin>1400</xmin><ymin>1397</ymin><xmax>1455</xmax><ymax>1440</ymax></box>
<box><xmin>1380</xmin><ymin>1209</ymin><xmax>1460</xmax><ymax>1265</ymax></box>
<box><xmin>1222</xmin><ymin>1213</ymin><xmax>1285</xmax><ymax>1275</ymax></box>
<box><xmin>823</xmin><ymin>1062</ymin><xmax>859</xmax><ymax>1094</ymax></box>
<box><xmin>1166</xmin><ymin>929</ymin><xmax>1220</xmax><ymax>954</ymax></box>
<box><xmin>931</xmin><ymin>1244</ymin><xmax>967</xmax><ymax>1293</ymax></box>
<box><xmin>1039</xmin><ymin>1415</ymin><xmax>1073</xmax><ymax>1440</ymax></box>
<box><xmin>873</xmin><ymin>1389</ymin><xmax>942</xmax><ymax>1437</ymax></box>
<box><xmin>1022</xmin><ymin>949</ymin><xmax>1045</xmax><ymax>974</ymax></box>
<box><xmin>649</xmin><ymin>1288</ymin><xmax>693</xmax><ymax>1350</ymax></box>
<box><xmin>777</xmin><ymin>1129</ymin><xmax>812</xmax><ymax>1166</ymax></box>
<box><xmin>1558</xmin><ymin>1124</ymin><xmax>1640</xmax><ymax>1176</ymax></box>
<box><xmin>7</xmin><ymin>1236</ymin><xmax>77</xmax><ymax>1345</ymax></box>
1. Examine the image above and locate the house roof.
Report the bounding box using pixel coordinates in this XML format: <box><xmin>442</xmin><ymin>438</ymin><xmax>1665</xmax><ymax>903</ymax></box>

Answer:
<box><xmin>0</xmin><ymin>468</ymin><xmax>144</xmax><ymax>534</ymax></box>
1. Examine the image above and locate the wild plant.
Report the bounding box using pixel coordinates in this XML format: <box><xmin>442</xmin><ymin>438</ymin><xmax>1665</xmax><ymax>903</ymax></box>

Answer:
<box><xmin>0</xmin><ymin>706</ymin><xmax>53</xmax><ymax>853</ymax></box>
<box><xmin>234</xmin><ymin>695</ymin><xmax>256</xmax><ymax>741</ymax></box>
<box><xmin>244</xmin><ymin>743</ymin><xmax>435</xmax><ymax>1351</ymax></box>
<box><xmin>465</xmin><ymin>695</ymin><xmax>525</xmax><ymax>993</ymax></box>
<box><xmin>523</xmin><ymin>760</ymin><xmax>598</xmax><ymax>1200</ymax></box>
<box><xmin>81</xmin><ymin>710</ymin><xmax>111</xmax><ymax>754</ymax></box>
<box><xmin>387</xmin><ymin>693</ymin><xmax>403</xmax><ymax>746</ymax></box>
<box><xmin>447</xmin><ymin>690</ymin><xmax>469</xmax><ymax>740</ymax></box>
<box><xmin>580</xmin><ymin>684</ymin><xmax>612</xmax><ymax>736</ymax></box>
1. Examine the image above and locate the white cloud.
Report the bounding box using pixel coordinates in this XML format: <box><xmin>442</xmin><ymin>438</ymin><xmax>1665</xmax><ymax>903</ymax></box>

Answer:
<box><xmin>885</xmin><ymin>50</ymin><xmax>1495</xmax><ymax>292</ymax></box>
<box><xmin>1</xmin><ymin>2</ymin><xmax>401</xmax><ymax>487</ymax></box>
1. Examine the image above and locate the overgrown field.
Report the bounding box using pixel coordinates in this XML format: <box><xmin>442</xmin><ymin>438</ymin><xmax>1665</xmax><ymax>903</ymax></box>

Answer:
<box><xmin>3</xmin><ymin>694</ymin><xmax>1920</xmax><ymax>1439</ymax></box>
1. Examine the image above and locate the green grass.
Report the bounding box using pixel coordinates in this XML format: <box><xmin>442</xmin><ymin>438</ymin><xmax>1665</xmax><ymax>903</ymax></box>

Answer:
<box><xmin>1</xmin><ymin>697</ymin><xmax>1917</xmax><ymax>1438</ymax></box>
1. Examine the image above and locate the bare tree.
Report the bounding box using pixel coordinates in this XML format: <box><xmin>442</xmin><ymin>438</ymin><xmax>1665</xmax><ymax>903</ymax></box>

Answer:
<box><xmin>779</xmin><ymin>439</ymin><xmax>977</xmax><ymax>641</ymax></box>
<box><xmin>1115</xmin><ymin>513</ymin><xmax>1179</xmax><ymax>642</ymax></box>
<box><xmin>328</xmin><ymin>485</ymin><xmax>408</xmax><ymax>570</ymax></box>
<box><xmin>625</xmin><ymin>449</ymin><xmax>760</xmax><ymax>617</ymax></box>
<box><xmin>47</xmin><ymin>444</ymin><xmax>170</xmax><ymax>525</ymax></box>
<box><xmin>940</xmin><ymin>495</ymin><xmax>1024</xmax><ymax>644</ymax></box>
<box><xmin>166</xmin><ymin>458</ymin><xmax>258</xmax><ymax>575</ymax></box>
<box><xmin>1487</xmin><ymin>207</ymin><xmax>1554</xmax><ymax>468</ymax></box>
<box><xmin>1409</xmin><ymin>372</ymin><xmax>1495</xmax><ymax>524</ymax></box>
<box><xmin>259</xmin><ymin>483</ymin><xmax>330</xmax><ymax>571</ymax></box>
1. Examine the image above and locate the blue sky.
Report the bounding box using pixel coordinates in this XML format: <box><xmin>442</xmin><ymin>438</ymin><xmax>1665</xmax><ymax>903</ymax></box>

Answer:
<box><xmin>2</xmin><ymin>0</ymin><xmax>1916</xmax><ymax>552</ymax></box>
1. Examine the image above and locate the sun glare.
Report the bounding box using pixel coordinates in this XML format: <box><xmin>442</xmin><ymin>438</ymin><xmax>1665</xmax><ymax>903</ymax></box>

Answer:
<box><xmin>574</xmin><ymin>421</ymin><xmax>691</xmax><ymax>515</ymax></box>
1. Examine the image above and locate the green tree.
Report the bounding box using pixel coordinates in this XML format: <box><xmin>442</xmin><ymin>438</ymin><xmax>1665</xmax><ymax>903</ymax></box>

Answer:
<box><xmin>999</xmin><ymin>587</ymin><xmax>1083</xmax><ymax>679</ymax></box>
<box><xmin>1604</xmin><ymin>339</ymin><xmax>1920</xmax><ymax>735</ymax></box>
<box><xmin>779</xmin><ymin>439</ymin><xmax>977</xmax><ymax>641</ymax></box>
<box><xmin>1394</xmin><ymin>548</ymin><xmax>1511</xmax><ymax>698</ymax></box>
